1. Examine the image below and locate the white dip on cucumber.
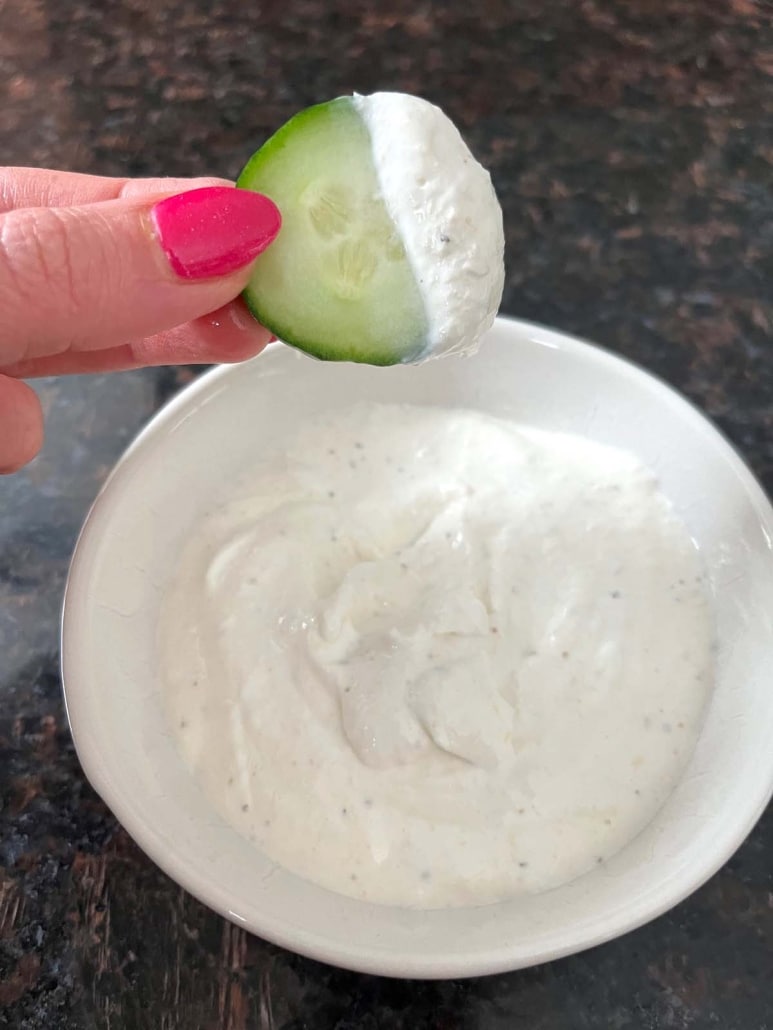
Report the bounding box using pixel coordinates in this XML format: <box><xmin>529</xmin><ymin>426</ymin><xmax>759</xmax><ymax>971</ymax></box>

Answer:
<box><xmin>238</xmin><ymin>92</ymin><xmax>505</xmax><ymax>364</ymax></box>
<box><xmin>159</xmin><ymin>403</ymin><xmax>713</xmax><ymax>909</ymax></box>
<box><xmin>352</xmin><ymin>93</ymin><xmax>505</xmax><ymax>358</ymax></box>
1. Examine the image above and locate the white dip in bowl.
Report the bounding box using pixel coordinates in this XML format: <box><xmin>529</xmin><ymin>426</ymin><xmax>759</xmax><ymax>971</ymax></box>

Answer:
<box><xmin>61</xmin><ymin>316</ymin><xmax>773</xmax><ymax>978</ymax></box>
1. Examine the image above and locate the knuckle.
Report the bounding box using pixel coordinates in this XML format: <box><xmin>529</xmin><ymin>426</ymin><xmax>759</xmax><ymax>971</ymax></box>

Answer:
<box><xmin>0</xmin><ymin>206</ymin><xmax>76</xmax><ymax>309</ymax></box>
<box><xmin>0</xmin><ymin>208</ymin><xmax>79</xmax><ymax>362</ymax></box>
<box><xmin>0</xmin><ymin>205</ymin><xmax>110</xmax><ymax>360</ymax></box>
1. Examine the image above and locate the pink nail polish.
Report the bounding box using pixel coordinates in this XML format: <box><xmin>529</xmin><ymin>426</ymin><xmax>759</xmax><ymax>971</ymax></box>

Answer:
<box><xmin>151</xmin><ymin>186</ymin><xmax>281</xmax><ymax>280</ymax></box>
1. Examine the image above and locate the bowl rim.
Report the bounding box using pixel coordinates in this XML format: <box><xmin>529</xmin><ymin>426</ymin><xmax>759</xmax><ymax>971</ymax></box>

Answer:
<box><xmin>61</xmin><ymin>315</ymin><xmax>773</xmax><ymax>978</ymax></box>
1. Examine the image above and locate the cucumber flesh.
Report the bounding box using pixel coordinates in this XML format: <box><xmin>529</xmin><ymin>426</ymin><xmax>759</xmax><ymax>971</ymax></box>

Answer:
<box><xmin>237</xmin><ymin>98</ymin><xmax>428</xmax><ymax>365</ymax></box>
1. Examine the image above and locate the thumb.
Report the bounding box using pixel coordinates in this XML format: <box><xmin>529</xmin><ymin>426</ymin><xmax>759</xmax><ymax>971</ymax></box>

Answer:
<box><xmin>0</xmin><ymin>186</ymin><xmax>281</xmax><ymax>366</ymax></box>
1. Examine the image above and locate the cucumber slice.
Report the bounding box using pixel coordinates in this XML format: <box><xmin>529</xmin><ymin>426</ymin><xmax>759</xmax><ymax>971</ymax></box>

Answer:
<box><xmin>237</xmin><ymin>98</ymin><xmax>428</xmax><ymax>365</ymax></box>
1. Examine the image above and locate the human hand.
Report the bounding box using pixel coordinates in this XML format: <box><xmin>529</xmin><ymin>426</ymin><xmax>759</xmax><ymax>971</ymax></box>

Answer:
<box><xmin>0</xmin><ymin>167</ymin><xmax>281</xmax><ymax>473</ymax></box>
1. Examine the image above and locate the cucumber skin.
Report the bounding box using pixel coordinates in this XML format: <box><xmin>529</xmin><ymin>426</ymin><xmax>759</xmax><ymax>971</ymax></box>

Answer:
<box><xmin>236</xmin><ymin>97</ymin><xmax>427</xmax><ymax>366</ymax></box>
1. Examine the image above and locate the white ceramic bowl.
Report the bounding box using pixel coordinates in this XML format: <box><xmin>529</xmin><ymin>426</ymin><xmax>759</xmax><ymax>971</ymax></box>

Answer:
<box><xmin>62</xmin><ymin>316</ymin><xmax>773</xmax><ymax>979</ymax></box>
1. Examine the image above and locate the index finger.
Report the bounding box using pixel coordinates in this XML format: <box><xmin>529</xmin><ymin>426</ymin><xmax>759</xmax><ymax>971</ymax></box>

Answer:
<box><xmin>1</xmin><ymin>299</ymin><xmax>272</xmax><ymax>378</ymax></box>
<box><xmin>0</xmin><ymin>167</ymin><xmax>233</xmax><ymax>213</ymax></box>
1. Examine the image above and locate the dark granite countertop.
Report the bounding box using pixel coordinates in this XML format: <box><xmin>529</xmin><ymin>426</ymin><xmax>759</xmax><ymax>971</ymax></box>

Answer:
<box><xmin>2</xmin><ymin>1</ymin><xmax>772</xmax><ymax>1026</ymax></box>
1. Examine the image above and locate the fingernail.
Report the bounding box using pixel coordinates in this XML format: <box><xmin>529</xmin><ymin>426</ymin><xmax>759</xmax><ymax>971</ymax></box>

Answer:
<box><xmin>151</xmin><ymin>186</ymin><xmax>281</xmax><ymax>281</ymax></box>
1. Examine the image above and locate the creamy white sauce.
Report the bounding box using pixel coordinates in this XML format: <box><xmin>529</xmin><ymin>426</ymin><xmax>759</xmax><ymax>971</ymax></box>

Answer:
<box><xmin>353</xmin><ymin>93</ymin><xmax>505</xmax><ymax>360</ymax></box>
<box><xmin>160</xmin><ymin>404</ymin><xmax>713</xmax><ymax>909</ymax></box>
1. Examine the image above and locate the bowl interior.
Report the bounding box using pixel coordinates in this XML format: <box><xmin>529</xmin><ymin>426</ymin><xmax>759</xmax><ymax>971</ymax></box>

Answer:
<box><xmin>62</xmin><ymin>317</ymin><xmax>773</xmax><ymax>978</ymax></box>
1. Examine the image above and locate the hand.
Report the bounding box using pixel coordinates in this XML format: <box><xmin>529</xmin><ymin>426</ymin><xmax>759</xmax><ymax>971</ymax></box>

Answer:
<box><xmin>0</xmin><ymin>167</ymin><xmax>281</xmax><ymax>473</ymax></box>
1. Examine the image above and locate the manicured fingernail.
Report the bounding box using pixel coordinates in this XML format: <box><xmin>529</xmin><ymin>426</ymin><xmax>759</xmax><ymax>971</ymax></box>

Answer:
<box><xmin>151</xmin><ymin>186</ymin><xmax>281</xmax><ymax>281</ymax></box>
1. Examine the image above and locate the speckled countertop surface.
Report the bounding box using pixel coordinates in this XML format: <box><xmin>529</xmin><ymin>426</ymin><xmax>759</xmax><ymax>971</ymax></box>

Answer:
<box><xmin>1</xmin><ymin>1</ymin><xmax>772</xmax><ymax>1027</ymax></box>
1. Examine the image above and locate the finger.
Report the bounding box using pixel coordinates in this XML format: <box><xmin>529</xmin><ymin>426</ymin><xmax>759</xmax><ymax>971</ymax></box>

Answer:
<box><xmin>3</xmin><ymin>299</ymin><xmax>272</xmax><ymax>377</ymax></box>
<box><xmin>0</xmin><ymin>186</ymin><xmax>281</xmax><ymax>367</ymax></box>
<box><xmin>132</xmin><ymin>298</ymin><xmax>273</xmax><ymax>365</ymax></box>
<box><xmin>0</xmin><ymin>375</ymin><xmax>43</xmax><ymax>473</ymax></box>
<box><xmin>0</xmin><ymin>167</ymin><xmax>233</xmax><ymax>213</ymax></box>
